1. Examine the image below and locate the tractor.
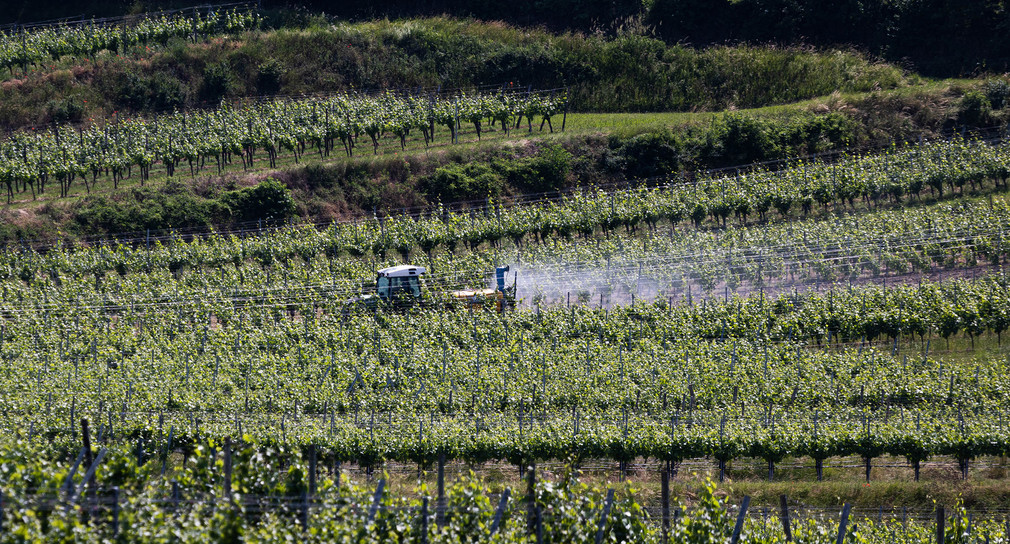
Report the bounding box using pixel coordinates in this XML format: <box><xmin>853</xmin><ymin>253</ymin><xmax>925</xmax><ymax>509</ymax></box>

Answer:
<box><xmin>347</xmin><ymin>264</ymin><xmax>515</xmax><ymax>311</ymax></box>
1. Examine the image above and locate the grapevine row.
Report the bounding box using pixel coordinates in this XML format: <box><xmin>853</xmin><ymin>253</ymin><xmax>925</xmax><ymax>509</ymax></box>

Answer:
<box><xmin>0</xmin><ymin>7</ymin><xmax>260</xmax><ymax>73</ymax></box>
<box><xmin>0</xmin><ymin>442</ymin><xmax>977</xmax><ymax>543</ymax></box>
<box><xmin>0</xmin><ymin>88</ymin><xmax>566</xmax><ymax>200</ymax></box>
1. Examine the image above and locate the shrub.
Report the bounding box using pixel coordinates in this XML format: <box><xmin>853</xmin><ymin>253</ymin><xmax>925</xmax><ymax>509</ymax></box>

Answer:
<box><xmin>221</xmin><ymin>178</ymin><xmax>297</xmax><ymax>223</ymax></box>
<box><xmin>150</xmin><ymin>73</ymin><xmax>185</xmax><ymax>110</ymax></box>
<box><xmin>256</xmin><ymin>60</ymin><xmax>284</xmax><ymax>96</ymax></box>
<box><xmin>424</xmin><ymin>162</ymin><xmax>503</xmax><ymax>202</ymax></box>
<box><xmin>72</xmin><ymin>187</ymin><xmax>229</xmax><ymax>234</ymax></box>
<box><xmin>607</xmin><ymin>130</ymin><xmax>682</xmax><ymax>178</ymax></box>
<box><xmin>116</xmin><ymin>72</ymin><xmax>152</xmax><ymax>110</ymax></box>
<box><xmin>501</xmin><ymin>143</ymin><xmax>572</xmax><ymax>193</ymax></box>
<box><xmin>959</xmin><ymin>90</ymin><xmax>992</xmax><ymax>127</ymax></box>
<box><xmin>781</xmin><ymin>112</ymin><xmax>857</xmax><ymax>155</ymax></box>
<box><xmin>116</xmin><ymin>72</ymin><xmax>185</xmax><ymax>111</ymax></box>
<box><xmin>984</xmin><ymin>78</ymin><xmax>1010</xmax><ymax>110</ymax></box>
<box><xmin>702</xmin><ymin>114</ymin><xmax>780</xmax><ymax>167</ymax></box>
<box><xmin>200</xmin><ymin>61</ymin><xmax>233</xmax><ymax>103</ymax></box>
<box><xmin>45</xmin><ymin>96</ymin><xmax>85</xmax><ymax>124</ymax></box>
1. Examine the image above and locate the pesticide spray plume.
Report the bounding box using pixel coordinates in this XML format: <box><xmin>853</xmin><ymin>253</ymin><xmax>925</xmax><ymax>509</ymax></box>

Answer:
<box><xmin>502</xmin><ymin>261</ymin><xmax>679</xmax><ymax>309</ymax></box>
<box><xmin>500</xmin><ymin>244</ymin><xmax>976</xmax><ymax>311</ymax></box>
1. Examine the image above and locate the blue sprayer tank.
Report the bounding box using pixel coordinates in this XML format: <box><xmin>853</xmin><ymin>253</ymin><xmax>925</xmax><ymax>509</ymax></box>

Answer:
<box><xmin>495</xmin><ymin>265</ymin><xmax>510</xmax><ymax>292</ymax></box>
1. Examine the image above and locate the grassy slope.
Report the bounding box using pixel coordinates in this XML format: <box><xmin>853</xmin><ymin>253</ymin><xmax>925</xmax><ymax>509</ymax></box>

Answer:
<box><xmin>0</xmin><ymin>16</ymin><xmax>910</xmax><ymax>128</ymax></box>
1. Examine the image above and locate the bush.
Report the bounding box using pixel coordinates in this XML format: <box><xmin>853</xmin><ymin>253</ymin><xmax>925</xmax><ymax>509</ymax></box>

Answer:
<box><xmin>72</xmin><ymin>187</ymin><xmax>229</xmax><ymax>234</ymax></box>
<box><xmin>221</xmin><ymin>178</ymin><xmax>297</xmax><ymax>223</ymax></box>
<box><xmin>702</xmin><ymin>114</ymin><xmax>780</xmax><ymax>167</ymax></box>
<box><xmin>115</xmin><ymin>72</ymin><xmax>185</xmax><ymax>111</ymax></box>
<box><xmin>150</xmin><ymin>73</ymin><xmax>185</xmax><ymax>110</ymax></box>
<box><xmin>256</xmin><ymin>60</ymin><xmax>284</xmax><ymax>96</ymax></box>
<box><xmin>0</xmin><ymin>17</ymin><xmax>919</xmax><ymax>129</ymax></box>
<box><xmin>116</xmin><ymin>72</ymin><xmax>151</xmax><ymax>110</ymax></box>
<box><xmin>606</xmin><ymin>130</ymin><xmax>682</xmax><ymax>178</ymax></box>
<box><xmin>46</xmin><ymin>96</ymin><xmax>85</xmax><ymax>124</ymax></box>
<box><xmin>200</xmin><ymin>61</ymin><xmax>233</xmax><ymax>103</ymax></box>
<box><xmin>424</xmin><ymin>162</ymin><xmax>503</xmax><ymax>202</ymax></box>
<box><xmin>984</xmin><ymin>79</ymin><xmax>1010</xmax><ymax>110</ymax></box>
<box><xmin>500</xmin><ymin>143</ymin><xmax>572</xmax><ymax>193</ymax></box>
<box><xmin>781</xmin><ymin>112</ymin><xmax>857</xmax><ymax>155</ymax></box>
<box><xmin>959</xmin><ymin>90</ymin><xmax>992</xmax><ymax>127</ymax></box>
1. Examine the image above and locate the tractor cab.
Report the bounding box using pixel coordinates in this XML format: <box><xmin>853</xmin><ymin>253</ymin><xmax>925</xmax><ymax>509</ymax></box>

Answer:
<box><xmin>376</xmin><ymin>265</ymin><xmax>426</xmax><ymax>305</ymax></box>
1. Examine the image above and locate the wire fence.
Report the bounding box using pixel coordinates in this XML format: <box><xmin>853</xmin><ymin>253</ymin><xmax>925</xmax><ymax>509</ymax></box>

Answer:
<box><xmin>2</xmin><ymin>473</ymin><xmax>1009</xmax><ymax>544</ymax></box>
<box><xmin>8</xmin><ymin>408</ymin><xmax>1010</xmax><ymax>481</ymax></box>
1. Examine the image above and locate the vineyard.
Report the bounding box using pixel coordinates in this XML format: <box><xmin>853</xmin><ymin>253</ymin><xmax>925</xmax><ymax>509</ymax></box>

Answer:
<box><xmin>0</xmin><ymin>450</ymin><xmax>998</xmax><ymax>543</ymax></box>
<box><xmin>6</xmin><ymin>266</ymin><xmax>1010</xmax><ymax>465</ymax></box>
<box><xmin>0</xmin><ymin>4</ymin><xmax>261</xmax><ymax>74</ymax></box>
<box><xmin>0</xmin><ymin>141</ymin><xmax>1009</xmax><ymax>463</ymax></box>
<box><xmin>0</xmin><ymin>3</ymin><xmax>1009</xmax><ymax>542</ymax></box>
<box><xmin>3</xmin><ymin>137</ymin><xmax>1009</xmax><ymax>305</ymax></box>
<box><xmin>0</xmin><ymin>86</ymin><xmax>567</xmax><ymax>202</ymax></box>
<box><xmin>0</xmin><ymin>148</ymin><xmax>1005</xmax><ymax>539</ymax></box>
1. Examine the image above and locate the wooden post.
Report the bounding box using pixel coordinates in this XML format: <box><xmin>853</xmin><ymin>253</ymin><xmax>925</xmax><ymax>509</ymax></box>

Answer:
<box><xmin>527</xmin><ymin>462</ymin><xmax>537</xmax><ymax>535</ymax></box>
<box><xmin>223</xmin><ymin>437</ymin><xmax>232</xmax><ymax>498</ymax></box>
<box><xmin>730</xmin><ymin>496</ymin><xmax>750</xmax><ymax>544</ymax></box>
<box><xmin>300</xmin><ymin>489</ymin><xmax>309</xmax><ymax>531</ymax></box>
<box><xmin>662</xmin><ymin>465</ymin><xmax>670</xmax><ymax>541</ymax></box>
<box><xmin>936</xmin><ymin>505</ymin><xmax>945</xmax><ymax>544</ymax></box>
<box><xmin>73</xmin><ymin>448</ymin><xmax>107</xmax><ymax>503</ymax></box>
<box><xmin>161</xmin><ymin>425</ymin><xmax>174</xmax><ymax>476</ymax></box>
<box><xmin>308</xmin><ymin>445</ymin><xmax>317</xmax><ymax>496</ymax></box>
<box><xmin>111</xmin><ymin>487</ymin><xmax>120</xmax><ymax>536</ymax></box>
<box><xmin>595</xmin><ymin>489</ymin><xmax>615</xmax><ymax>544</ymax></box>
<box><xmin>61</xmin><ymin>448</ymin><xmax>86</xmax><ymax>499</ymax></box>
<box><xmin>81</xmin><ymin>418</ymin><xmax>93</xmax><ymax>477</ymax></box>
<box><xmin>80</xmin><ymin>418</ymin><xmax>96</xmax><ymax>513</ymax></box>
<box><xmin>421</xmin><ymin>497</ymin><xmax>429</xmax><ymax>544</ymax></box>
<box><xmin>171</xmin><ymin>481</ymin><xmax>181</xmax><ymax>512</ymax></box>
<box><xmin>367</xmin><ymin>479</ymin><xmax>386</xmax><ymax>523</ymax></box>
<box><xmin>135</xmin><ymin>438</ymin><xmax>145</xmax><ymax>467</ymax></box>
<box><xmin>534</xmin><ymin>504</ymin><xmax>543</xmax><ymax>543</ymax></box>
<box><xmin>780</xmin><ymin>495</ymin><xmax>792</xmax><ymax>542</ymax></box>
<box><xmin>437</xmin><ymin>454</ymin><xmax>445</xmax><ymax>527</ymax></box>
<box><xmin>836</xmin><ymin>504</ymin><xmax>852</xmax><ymax>544</ymax></box>
<box><xmin>561</xmin><ymin>89</ymin><xmax>568</xmax><ymax>132</ymax></box>
<box><xmin>491</xmin><ymin>489</ymin><xmax>511</xmax><ymax>534</ymax></box>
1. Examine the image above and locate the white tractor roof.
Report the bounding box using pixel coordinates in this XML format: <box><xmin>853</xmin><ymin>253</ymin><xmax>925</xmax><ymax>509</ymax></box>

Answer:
<box><xmin>377</xmin><ymin>265</ymin><xmax>426</xmax><ymax>278</ymax></box>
